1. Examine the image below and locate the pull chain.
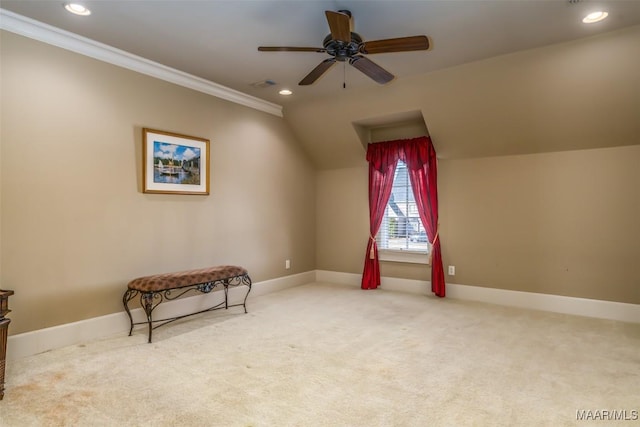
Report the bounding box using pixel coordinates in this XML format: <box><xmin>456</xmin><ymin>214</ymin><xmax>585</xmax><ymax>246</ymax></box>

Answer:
<box><xmin>343</xmin><ymin>61</ymin><xmax>346</xmax><ymax>89</ymax></box>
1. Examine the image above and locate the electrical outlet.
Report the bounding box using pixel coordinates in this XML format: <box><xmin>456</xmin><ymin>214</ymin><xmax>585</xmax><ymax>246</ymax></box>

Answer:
<box><xmin>285</xmin><ymin>259</ymin><xmax>291</xmax><ymax>270</ymax></box>
<box><xmin>448</xmin><ymin>265</ymin><xmax>455</xmax><ymax>276</ymax></box>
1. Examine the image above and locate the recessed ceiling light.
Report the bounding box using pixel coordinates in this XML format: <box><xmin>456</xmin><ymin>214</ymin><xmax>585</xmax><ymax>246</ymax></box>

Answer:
<box><xmin>582</xmin><ymin>11</ymin><xmax>608</xmax><ymax>24</ymax></box>
<box><xmin>279</xmin><ymin>89</ymin><xmax>293</xmax><ymax>96</ymax></box>
<box><xmin>64</xmin><ymin>3</ymin><xmax>91</xmax><ymax>16</ymax></box>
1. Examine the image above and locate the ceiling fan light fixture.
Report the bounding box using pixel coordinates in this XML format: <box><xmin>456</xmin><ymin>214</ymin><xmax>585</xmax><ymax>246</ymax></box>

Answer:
<box><xmin>64</xmin><ymin>3</ymin><xmax>91</xmax><ymax>16</ymax></box>
<box><xmin>279</xmin><ymin>89</ymin><xmax>293</xmax><ymax>96</ymax></box>
<box><xmin>582</xmin><ymin>11</ymin><xmax>608</xmax><ymax>24</ymax></box>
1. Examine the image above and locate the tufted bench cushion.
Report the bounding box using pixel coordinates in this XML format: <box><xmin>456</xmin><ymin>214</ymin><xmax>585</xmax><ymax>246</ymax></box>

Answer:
<box><xmin>127</xmin><ymin>265</ymin><xmax>248</xmax><ymax>292</ymax></box>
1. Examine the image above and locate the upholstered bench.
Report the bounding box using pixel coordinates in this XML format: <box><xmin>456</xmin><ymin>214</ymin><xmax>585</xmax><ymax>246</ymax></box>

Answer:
<box><xmin>123</xmin><ymin>265</ymin><xmax>251</xmax><ymax>343</ymax></box>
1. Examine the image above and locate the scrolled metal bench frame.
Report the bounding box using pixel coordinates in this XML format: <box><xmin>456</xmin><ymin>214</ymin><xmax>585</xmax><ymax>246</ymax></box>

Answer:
<box><xmin>123</xmin><ymin>267</ymin><xmax>251</xmax><ymax>343</ymax></box>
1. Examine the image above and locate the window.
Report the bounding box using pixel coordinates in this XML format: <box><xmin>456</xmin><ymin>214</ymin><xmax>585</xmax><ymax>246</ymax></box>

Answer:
<box><xmin>376</xmin><ymin>161</ymin><xmax>429</xmax><ymax>263</ymax></box>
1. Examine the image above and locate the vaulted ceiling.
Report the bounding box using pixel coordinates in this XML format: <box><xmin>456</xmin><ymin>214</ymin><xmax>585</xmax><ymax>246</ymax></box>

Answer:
<box><xmin>2</xmin><ymin>1</ymin><xmax>640</xmax><ymax>168</ymax></box>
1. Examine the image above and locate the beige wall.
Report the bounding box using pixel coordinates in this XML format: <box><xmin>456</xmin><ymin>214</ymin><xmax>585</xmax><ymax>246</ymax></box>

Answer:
<box><xmin>316</xmin><ymin>167</ymin><xmax>368</xmax><ymax>274</ymax></box>
<box><xmin>0</xmin><ymin>32</ymin><xmax>316</xmax><ymax>334</ymax></box>
<box><xmin>439</xmin><ymin>145</ymin><xmax>640</xmax><ymax>304</ymax></box>
<box><xmin>316</xmin><ymin>146</ymin><xmax>640</xmax><ymax>304</ymax></box>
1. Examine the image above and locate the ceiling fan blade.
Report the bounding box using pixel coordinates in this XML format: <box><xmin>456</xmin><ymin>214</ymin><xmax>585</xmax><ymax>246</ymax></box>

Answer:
<box><xmin>258</xmin><ymin>46</ymin><xmax>326</xmax><ymax>53</ymax></box>
<box><xmin>325</xmin><ymin>10</ymin><xmax>351</xmax><ymax>43</ymax></box>
<box><xmin>360</xmin><ymin>35</ymin><xmax>430</xmax><ymax>54</ymax></box>
<box><xmin>299</xmin><ymin>58</ymin><xmax>336</xmax><ymax>85</ymax></box>
<box><xmin>349</xmin><ymin>55</ymin><xmax>394</xmax><ymax>84</ymax></box>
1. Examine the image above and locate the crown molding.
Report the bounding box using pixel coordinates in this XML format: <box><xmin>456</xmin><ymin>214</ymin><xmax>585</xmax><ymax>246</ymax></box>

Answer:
<box><xmin>0</xmin><ymin>9</ymin><xmax>283</xmax><ymax>117</ymax></box>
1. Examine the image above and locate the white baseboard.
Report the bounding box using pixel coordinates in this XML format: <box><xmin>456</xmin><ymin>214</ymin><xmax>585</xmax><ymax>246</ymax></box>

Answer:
<box><xmin>314</xmin><ymin>270</ymin><xmax>640</xmax><ymax>323</ymax></box>
<box><xmin>6</xmin><ymin>270</ymin><xmax>314</xmax><ymax>361</ymax></box>
<box><xmin>315</xmin><ymin>270</ymin><xmax>361</xmax><ymax>288</ymax></box>
<box><xmin>250</xmin><ymin>270</ymin><xmax>316</xmax><ymax>297</ymax></box>
<box><xmin>445</xmin><ymin>282</ymin><xmax>640</xmax><ymax>324</ymax></box>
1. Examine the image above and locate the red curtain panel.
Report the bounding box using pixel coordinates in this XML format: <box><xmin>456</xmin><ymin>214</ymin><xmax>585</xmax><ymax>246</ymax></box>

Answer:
<box><xmin>404</xmin><ymin>138</ymin><xmax>445</xmax><ymax>297</ymax></box>
<box><xmin>362</xmin><ymin>142</ymin><xmax>399</xmax><ymax>289</ymax></box>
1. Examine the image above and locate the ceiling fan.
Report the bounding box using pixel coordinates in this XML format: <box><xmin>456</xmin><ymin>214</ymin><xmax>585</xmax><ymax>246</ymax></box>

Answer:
<box><xmin>258</xmin><ymin>10</ymin><xmax>430</xmax><ymax>86</ymax></box>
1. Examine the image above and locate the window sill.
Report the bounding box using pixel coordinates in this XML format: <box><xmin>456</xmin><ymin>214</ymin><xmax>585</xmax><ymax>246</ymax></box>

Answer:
<box><xmin>378</xmin><ymin>249</ymin><xmax>430</xmax><ymax>265</ymax></box>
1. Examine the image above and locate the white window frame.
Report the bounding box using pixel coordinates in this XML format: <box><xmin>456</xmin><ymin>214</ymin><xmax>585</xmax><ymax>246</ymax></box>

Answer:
<box><xmin>378</xmin><ymin>249</ymin><xmax>430</xmax><ymax>264</ymax></box>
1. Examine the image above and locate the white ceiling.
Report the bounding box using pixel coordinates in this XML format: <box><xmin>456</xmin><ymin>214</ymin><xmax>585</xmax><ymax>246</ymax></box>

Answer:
<box><xmin>2</xmin><ymin>0</ymin><xmax>640</xmax><ymax>106</ymax></box>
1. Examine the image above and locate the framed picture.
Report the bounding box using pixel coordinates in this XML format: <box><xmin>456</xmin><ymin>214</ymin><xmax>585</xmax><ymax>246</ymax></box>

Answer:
<box><xmin>143</xmin><ymin>128</ymin><xmax>210</xmax><ymax>195</ymax></box>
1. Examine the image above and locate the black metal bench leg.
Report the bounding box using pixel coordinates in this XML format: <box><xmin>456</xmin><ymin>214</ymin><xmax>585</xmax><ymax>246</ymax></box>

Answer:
<box><xmin>122</xmin><ymin>289</ymin><xmax>137</xmax><ymax>337</ymax></box>
<box><xmin>141</xmin><ymin>292</ymin><xmax>155</xmax><ymax>343</ymax></box>
<box><xmin>242</xmin><ymin>275</ymin><xmax>252</xmax><ymax>313</ymax></box>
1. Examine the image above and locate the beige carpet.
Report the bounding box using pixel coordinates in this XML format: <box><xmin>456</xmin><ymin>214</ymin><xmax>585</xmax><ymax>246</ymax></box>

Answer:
<box><xmin>1</xmin><ymin>282</ymin><xmax>638</xmax><ymax>426</ymax></box>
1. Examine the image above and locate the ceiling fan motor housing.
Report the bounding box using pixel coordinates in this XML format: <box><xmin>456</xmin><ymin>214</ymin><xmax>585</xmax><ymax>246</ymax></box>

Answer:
<box><xmin>323</xmin><ymin>33</ymin><xmax>363</xmax><ymax>61</ymax></box>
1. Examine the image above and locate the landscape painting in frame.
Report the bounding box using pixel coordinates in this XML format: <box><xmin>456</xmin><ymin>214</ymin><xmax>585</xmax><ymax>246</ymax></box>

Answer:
<box><xmin>143</xmin><ymin>128</ymin><xmax>210</xmax><ymax>195</ymax></box>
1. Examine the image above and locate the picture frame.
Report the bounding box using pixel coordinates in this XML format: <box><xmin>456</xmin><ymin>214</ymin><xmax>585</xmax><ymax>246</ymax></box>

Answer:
<box><xmin>143</xmin><ymin>128</ymin><xmax>210</xmax><ymax>195</ymax></box>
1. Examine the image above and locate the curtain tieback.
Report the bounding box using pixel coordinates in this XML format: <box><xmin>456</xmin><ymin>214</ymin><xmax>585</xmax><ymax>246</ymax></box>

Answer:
<box><xmin>428</xmin><ymin>231</ymin><xmax>439</xmax><ymax>264</ymax></box>
<box><xmin>369</xmin><ymin>235</ymin><xmax>376</xmax><ymax>259</ymax></box>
